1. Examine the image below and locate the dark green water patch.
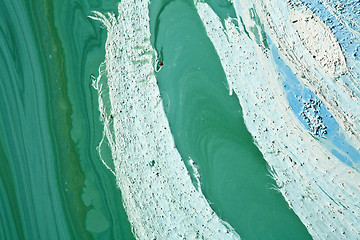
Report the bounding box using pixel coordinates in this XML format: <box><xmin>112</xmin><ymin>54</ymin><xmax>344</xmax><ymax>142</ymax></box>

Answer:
<box><xmin>205</xmin><ymin>0</ymin><xmax>237</xmax><ymax>23</ymax></box>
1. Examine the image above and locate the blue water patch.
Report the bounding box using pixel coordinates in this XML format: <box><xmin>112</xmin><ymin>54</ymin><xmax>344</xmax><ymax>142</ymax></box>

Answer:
<box><xmin>332</xmin><ymin>133</ymin><xmax>360</xmax><ymax>163</ymax></box>
<box><xmin>268</xmin><ymin>37</ymin><xmax>360</xmax><ymax>168</ymax></box>
<box><xmin>269</xmin><ymin>38</ymin><xmax>338</xmax><ymax>137</ymax></box>
<box><xmin>331</xmin><ymin>150</ymin><xmax>353</xmax><ymax>167</ymax></box>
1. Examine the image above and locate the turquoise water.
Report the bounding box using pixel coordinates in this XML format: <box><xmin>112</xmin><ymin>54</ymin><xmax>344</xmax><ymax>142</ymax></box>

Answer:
<box><xmin>152</xmin><ymin>1</ymin><xmax>310</xmax><ymax>239</ymax></box>
<box><xmin>0</xmin><ymin>0</ymin><xmax>311</xmax><ymax>239</ymax></box>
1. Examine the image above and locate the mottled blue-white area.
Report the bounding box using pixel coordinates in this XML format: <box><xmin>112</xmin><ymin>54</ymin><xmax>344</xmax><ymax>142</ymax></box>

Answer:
<box><xmin>270</xmin><ymin>38</ymin><xmax>360</xmax><ymax>168</ymax></box>
<box><xmin>298</xmin><ymin>0</ymin><xmax>360</xmax><ymax>60</ymax></box>
<box><xmin>297</xmin><ymin>0</ymin><xmax>360</xmax><ymax>84</ymax></box>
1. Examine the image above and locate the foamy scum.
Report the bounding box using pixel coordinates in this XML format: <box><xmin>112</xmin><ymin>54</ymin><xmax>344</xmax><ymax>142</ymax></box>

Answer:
<box><xmin>195</xmin><ymin>0</ymin><xmax>360</xmax><ymax>239</ymax></box>
<box><xmin>90</xmin><ymin>1</ymin><xmax>240</xmax><ymax>239</ymax></box>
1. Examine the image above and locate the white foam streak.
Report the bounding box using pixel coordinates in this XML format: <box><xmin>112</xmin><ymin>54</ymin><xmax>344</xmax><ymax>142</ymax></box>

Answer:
<box><xmin>195</xmin><ymin>1</ymin><xmax>360</xmax><ymax>239</ymax></box>
<box><xmin>92</xmin><ymin>1</ymin><xmax>240</xmax><ymax>239</ymax></box>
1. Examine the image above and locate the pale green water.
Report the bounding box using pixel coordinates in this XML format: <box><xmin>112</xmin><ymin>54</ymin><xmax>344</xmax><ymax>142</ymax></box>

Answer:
<box><xmin>0</xmin><ymin>0</ymin><xmax>311</xmax><ymax>239</ymax></box>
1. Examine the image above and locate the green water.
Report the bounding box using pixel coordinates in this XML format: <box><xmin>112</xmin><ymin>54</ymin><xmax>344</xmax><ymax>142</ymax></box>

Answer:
<box><xmin>152</xmin><ymin>1</ymin><xmax>311</xmax><ymax>239</ymax></box>
<box><xmin>0</xmin><ymin>0</ymin><xmax>133</xmax><ymax>239</ymax></box>
<box><xmin>0</xmin><ymin>0</ymin><xmax>311</xmax><ymax>239</ymax></box>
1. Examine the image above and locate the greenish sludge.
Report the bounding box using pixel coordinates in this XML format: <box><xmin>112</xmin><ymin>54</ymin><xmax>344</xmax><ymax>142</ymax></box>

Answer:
<box><xmin>47</xmin><ymin>0</ymin><xmax>135</xmax><ymax>238</ymax></box>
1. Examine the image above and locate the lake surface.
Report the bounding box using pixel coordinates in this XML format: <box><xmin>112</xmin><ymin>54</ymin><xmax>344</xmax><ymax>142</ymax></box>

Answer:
<box><xmin>0</xmin><ymin>0</ymin><xmax>311</xmax><ymax>239</ymax></box>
